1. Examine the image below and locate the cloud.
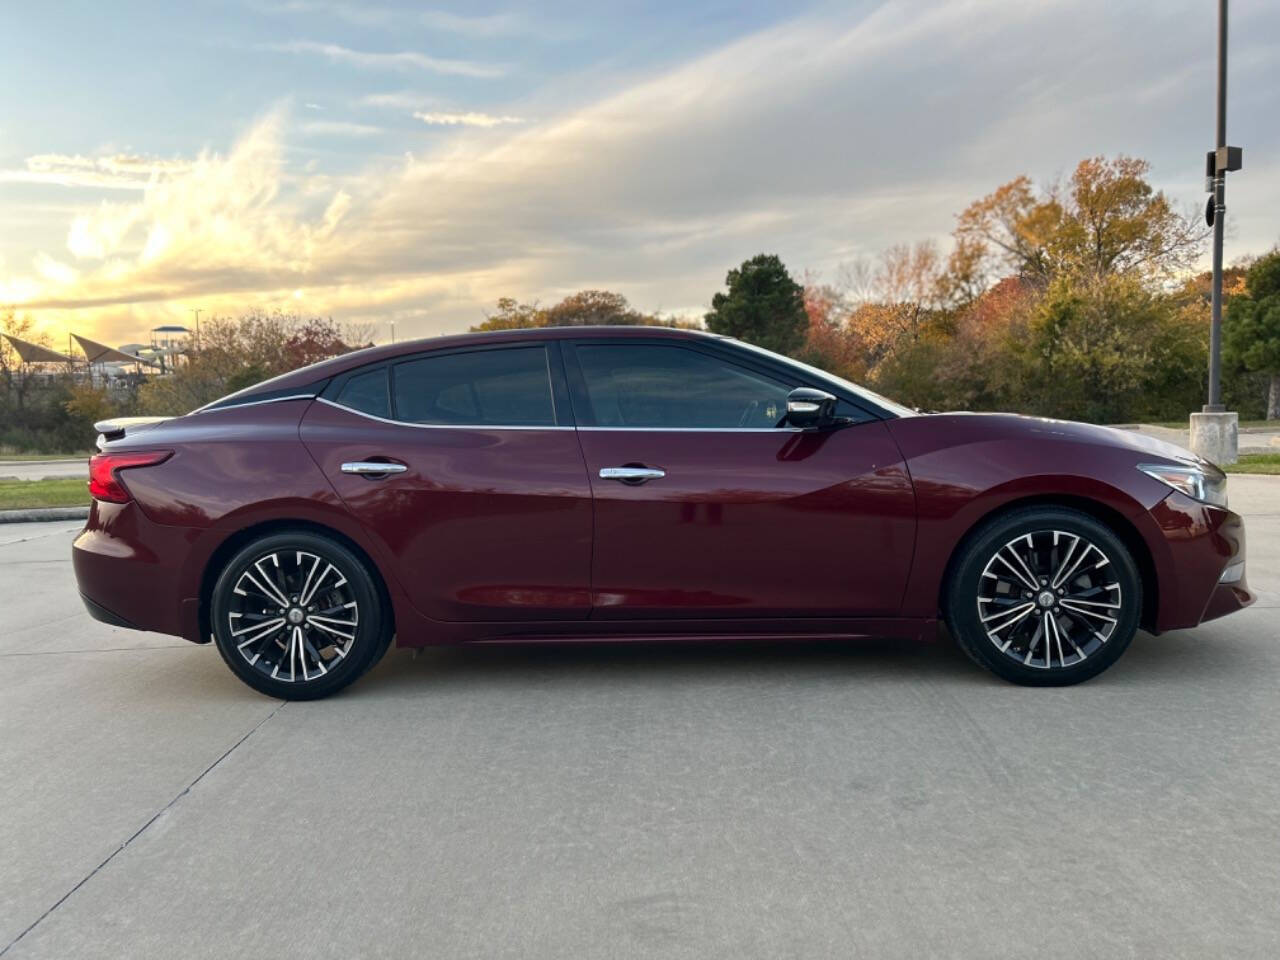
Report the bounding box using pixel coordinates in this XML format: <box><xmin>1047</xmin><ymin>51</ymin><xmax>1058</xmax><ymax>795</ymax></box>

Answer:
<box><xmin>301</xmin><ymin>120</ymin><xmax>384</xmax><ymax>137</ymax></box>
<box><xmin>261</xmin><ymin>40</ymin><xmax>504</xmax><ymax>78</ymax></box>
<box><xmin>413</xmin><ymin>111</ymin><xmax>525</xmax><ymax>128</ymax></box>
<box><xmin>360</xmin><ymin>91</ymin><xmax>438</xmax><ymax>110</ymax></box>
<box><xmin>253</xmin><ymin>1</ymin><xmax>524</xmax><ymax>36</ymax></box>
<box><xmin>0</xmin><ymin>153</ymin><xmax>192</xmax><ymax>190</ymax></box>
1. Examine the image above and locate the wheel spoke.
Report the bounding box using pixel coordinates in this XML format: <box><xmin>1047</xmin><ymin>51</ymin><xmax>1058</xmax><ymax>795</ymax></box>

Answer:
<box><xmin>309</xmin><ymin>619</ymin><xmax>356</xmax><ymax>643</ymax></box>
<box><xmin>301</xmin><ymin>563</ymin><xmax>337</xmax><ymax>606</ymax></box>
<box><xmin>1023</xmin><ymin>619</ymin><xmax>1044</xmax><ymax>665</ymax></box>
<box><xmin>235</xmin><ymin>618</ymin><xmax>284</xmax><ymax>648</ymax></box>
<box><xmin>307</xmin><ymin>614</ymin><xmax>357</xmax><ymax>629</ymax></box>
<box><xmin>994</xmin><ymin>548</ymin><xmax>1039</xmax><ymax>592</ymax></box>
<box><xmin>1049</xmin><ymin>534</ymin><xmax>1080</xmax><ymax>588</ymax></box>
<box><xmin>1059</xmin><ymin>599</ymin><xmax>1117</xmax><ymax>623</ymax></box>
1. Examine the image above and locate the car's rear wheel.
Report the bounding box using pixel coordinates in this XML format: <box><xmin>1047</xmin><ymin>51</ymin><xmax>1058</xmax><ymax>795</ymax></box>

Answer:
<box><xmin>211</xmin><ymin>531</ymin><xmax>391</xmax><ymax>700</ymax></box>
<box><xmin>945</xmin><ymin>507</ymin><xmax>1142</xmax><ymax>686</ymax></box>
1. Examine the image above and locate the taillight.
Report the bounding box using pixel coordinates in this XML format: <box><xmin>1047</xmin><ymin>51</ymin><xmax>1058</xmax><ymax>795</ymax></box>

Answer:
<box><xmin>88</xmin><ymin>451</ymin><xmax>172</xmax><ymax>503</ymax></box>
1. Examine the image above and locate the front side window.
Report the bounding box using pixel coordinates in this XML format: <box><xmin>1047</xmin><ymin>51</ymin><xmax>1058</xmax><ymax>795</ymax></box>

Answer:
<box><xmin>574</xmin><ymin>344</ymin><xmax>790</xmax><ymax>429</ymax></box>
<box><xmin>393</xmin><ymin>346</ymin><xmax>556</xmax><ymax>427</ymax></box>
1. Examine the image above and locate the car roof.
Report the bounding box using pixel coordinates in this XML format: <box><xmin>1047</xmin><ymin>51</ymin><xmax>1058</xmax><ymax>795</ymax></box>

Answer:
<box><xmin>216</xmin><ymin>325</ymin><xmax>727</xmax><ymax>404</ymax></box>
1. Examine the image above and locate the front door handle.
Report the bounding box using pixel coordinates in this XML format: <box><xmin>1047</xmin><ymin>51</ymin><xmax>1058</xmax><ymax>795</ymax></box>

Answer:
<box><xmin>341</xmin><ymin>461</ymin><xmax>408</xmax><ymax>477</ymax></box>
<box><xmin>600</xmin><ymin>466</ymin><xmax>666</xmax><ymax>484</ymax></box>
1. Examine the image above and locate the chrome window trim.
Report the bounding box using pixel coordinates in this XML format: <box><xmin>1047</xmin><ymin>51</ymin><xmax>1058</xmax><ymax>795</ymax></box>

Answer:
<box><xmin>577</xmin><ymin>425</ymin><xmax>805</xmax><ymax>433</ymax></box>
<box><xmin>196</xmin><ymin>393</ymin><xmax>316</xmax><ymax>413</ymax></box>
<box><xmin>316</xmin><ymin>398</ymin><xmax>806</xmax><ymax>433</ymax></box>
<box><xmin>315</xmin><ymin>397</ymin><xmax>574</xmax><ymax>431</ymax></box>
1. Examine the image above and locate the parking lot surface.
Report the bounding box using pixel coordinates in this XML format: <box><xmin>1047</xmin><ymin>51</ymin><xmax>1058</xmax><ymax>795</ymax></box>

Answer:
<box><xmin>2</xmin><ymin>478</ymin><xmax>1278</xmax><ymax>959</ymax></box>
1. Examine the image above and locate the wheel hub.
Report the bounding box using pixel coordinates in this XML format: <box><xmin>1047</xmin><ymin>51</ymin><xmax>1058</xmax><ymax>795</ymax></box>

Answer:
<box><xmin>286</xmin><ymin>606</ymin><xmax>306</xmax><ymax>625</ymax></box>
<box><xmin>1036</xmin><ymin>590</ymin><xmax>1056</xmax><ymax>609</ymax></box>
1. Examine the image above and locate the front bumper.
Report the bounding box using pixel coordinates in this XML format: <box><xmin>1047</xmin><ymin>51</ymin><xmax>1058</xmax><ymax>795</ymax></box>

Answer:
<box><xmin>1146</xmin><ymin>493</ymin><xmax>1255</xmax><ymax>631</ymax></box>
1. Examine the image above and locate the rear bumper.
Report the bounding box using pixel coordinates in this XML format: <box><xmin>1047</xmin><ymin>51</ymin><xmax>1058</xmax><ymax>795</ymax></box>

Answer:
<box><xmin>72</xmin><ymin>500</ymin><xmax>205</xmax><ymax>642</ymax></box>
<box><xmin>80</xmin><ymin>592</ymin><xmax>139</xmax><ymax>630</ymax></box>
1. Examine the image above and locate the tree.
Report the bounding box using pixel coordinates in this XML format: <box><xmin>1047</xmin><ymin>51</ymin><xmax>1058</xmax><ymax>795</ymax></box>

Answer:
<box><xmin>138</xmin><ymin>310</ymin><xmax>362</xmax><ymax>414</ymax></box>
<box><xmin>705</xmin><ymin>254</ymin><xmax>807</xmax><ymax>354</ymax></box>
<box><xmin>541</xmin><ymin>289</ymin><xmax>645</xmax><ymax>326</ymax></box>
<box><xmin>1018</xmin><ymin>273</ymin><xmax>1205</xmax><ymax>423</ymax></box>
<box><xmin>950</xmin><ymin>156</ymin><xmax>1206</xmax><ymax>294</ymax></box>
<box><xmin>471</xmin><ymin>290</ymin><xmax>669</xmax><ymax>332</ymax></box>
<box><xmin>473</xmin><ymin>297</ymin><xmax>543</xmax><ymax>331</ymax></box>
<box><xmin>1223</xmin><ymin>250</ymin><xmax>1280</xmax><ymax>419</ymax></box>
<box><xmin>794</xmin><ymin>282</ymin><xmax>867</xmax><ymax>382</ymax></box>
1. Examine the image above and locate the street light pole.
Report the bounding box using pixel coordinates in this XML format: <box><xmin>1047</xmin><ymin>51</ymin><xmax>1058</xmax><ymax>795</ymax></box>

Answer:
<box><xmin>1205</xmin><ymin>0</ymin><xmax>1228</xmax><ymax>412</ymax></box>
<box><xmin>1191</xmin><ymin>0</ymin><xmax>1243</xmax><ymax>465</ymax></box>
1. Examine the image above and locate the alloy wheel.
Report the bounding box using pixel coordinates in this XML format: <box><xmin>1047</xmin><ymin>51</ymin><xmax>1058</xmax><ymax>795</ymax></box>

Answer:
<box><xmin>976</xmin><ymin>529</ymin><xmax>1124</xmax><ymax>670</ymax></box>
<box><xmin>227</xmin><ymin>549</ymin><xmax>360</xmax><ymax>683</ymax></box>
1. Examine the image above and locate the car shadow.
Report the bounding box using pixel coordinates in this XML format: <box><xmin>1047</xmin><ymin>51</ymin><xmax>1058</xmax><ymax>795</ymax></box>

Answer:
<box><xmin>344</xmin><ymin>622</ymin><xmax>1257</xmax><ymax>699</ymax></box>
<box><xmin>354</xmin><ymin>631</ymin><xmax>988</xmax><ymax>697</ymax></box>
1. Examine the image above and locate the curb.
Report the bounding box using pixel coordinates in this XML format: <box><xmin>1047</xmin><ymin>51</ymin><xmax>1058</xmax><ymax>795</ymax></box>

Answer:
<box><xmin>0</xmin><ymin>506</ymin><xmax>89</xmax><ymax>524</ymax></box>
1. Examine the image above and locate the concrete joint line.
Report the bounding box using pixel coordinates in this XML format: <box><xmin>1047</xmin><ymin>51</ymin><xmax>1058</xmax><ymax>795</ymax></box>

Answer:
<box><xmin>0</xmin><ymin>701</ymin><xmax>286</xmax><ymax>957</ymax></box>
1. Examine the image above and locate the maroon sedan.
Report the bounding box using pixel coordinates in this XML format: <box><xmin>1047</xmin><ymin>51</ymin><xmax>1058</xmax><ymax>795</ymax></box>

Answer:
<box><xmin>73</xmin><ymin>327</ymin><xmax>1252</xmax><ymax>699</ymax></box>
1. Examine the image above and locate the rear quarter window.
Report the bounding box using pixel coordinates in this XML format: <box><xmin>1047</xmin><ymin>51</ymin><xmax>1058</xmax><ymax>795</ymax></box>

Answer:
<box><xmin>334</xmin><ymin>368</ymin><xmax>391</xmax><ymax>419</ymax></box>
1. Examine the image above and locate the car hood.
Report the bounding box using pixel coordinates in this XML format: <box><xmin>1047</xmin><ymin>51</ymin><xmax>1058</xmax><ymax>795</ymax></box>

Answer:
<box><xmin>916</xmin><ymin>412</ymin><xmax>1209</xmax><ymax>466</ymax></box>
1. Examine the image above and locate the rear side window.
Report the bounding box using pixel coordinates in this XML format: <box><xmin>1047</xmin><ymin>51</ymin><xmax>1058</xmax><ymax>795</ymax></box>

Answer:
<box><xmin>335</xmin><ymin>368</ymin><xmax>391</xmax><ymax>419</ymax></box>
<box><xmin>574</xmin><ymin>343</ymin><xmax>790</xmax><ymax>429</ymax></box>
<box><xmin>393</xmin><ymin>347</ymin><xmax>556</xmax><ymax>427</ymax></box>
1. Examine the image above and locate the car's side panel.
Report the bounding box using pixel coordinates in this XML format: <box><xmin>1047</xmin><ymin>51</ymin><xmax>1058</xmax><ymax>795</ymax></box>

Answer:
<box><xmin>574</xmin><ymin>421</ymin><xmax>917</xmax><ymax>619</ymax></box>
<box><xmin>299</xmin><ymin>400</ymin><xmax>594</xmax><ymax>622</ymax></box>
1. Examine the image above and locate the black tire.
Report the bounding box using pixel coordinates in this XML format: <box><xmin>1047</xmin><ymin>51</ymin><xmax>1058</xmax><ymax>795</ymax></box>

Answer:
<box><xmin>211</xmin><ymin>531</ymin><xmax>391</xmax><ymax>700</ymax></box>
<box><xmin>945</xmin><ymin>507</ymin><xmax>1142</xmax><ymax>686</ymax></box>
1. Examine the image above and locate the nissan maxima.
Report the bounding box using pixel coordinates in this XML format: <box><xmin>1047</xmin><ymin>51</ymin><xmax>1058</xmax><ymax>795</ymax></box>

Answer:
<box><xmin>73</xmin><ymin>327</ymin><xmax>1253</xmax><ymax>699</ymax></box>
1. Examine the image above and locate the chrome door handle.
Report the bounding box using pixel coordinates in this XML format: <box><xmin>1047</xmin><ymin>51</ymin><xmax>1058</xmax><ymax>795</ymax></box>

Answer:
<box><xmin>341</xmin><ymin>461</ymin><xmax>408</xmax><ymax>475</ymax></box>
<box><xmin>600</xmin><ymin>466</ymin><xmax>665</xmax><ymax>483</ymax></box>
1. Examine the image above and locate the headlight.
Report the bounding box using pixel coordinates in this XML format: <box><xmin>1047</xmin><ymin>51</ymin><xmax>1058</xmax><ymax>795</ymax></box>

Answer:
<box><xmin>1137</xmin><ymin>463</ymin><xmax>1228</xmax><ymax>507</ymax></box>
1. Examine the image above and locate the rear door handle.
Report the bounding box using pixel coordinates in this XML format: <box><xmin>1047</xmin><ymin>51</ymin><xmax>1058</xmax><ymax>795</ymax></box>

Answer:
<box><xmin>341</xmin><ymin>461</ymin><xmax>408</xmax><ymax>476</ymax></box>
<box><xmin>599</xmin><ymin>466</ymin><xmax>666</xmax><ymax>483</ymax></box>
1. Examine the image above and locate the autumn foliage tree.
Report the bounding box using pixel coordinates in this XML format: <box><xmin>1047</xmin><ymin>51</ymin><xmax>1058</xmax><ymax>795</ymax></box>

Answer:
<box><xmin>948</xmin><ymin>156</ymin><xmax>1206</xmax><ymax>302</ymax></box>
<box><xmin>471</xmin><ymin>289</ymin><xmax>680</xmax><ymax>332</ymax></box>
<box><xmin>138</xmin><ymin>310</ymin><xmax>368</xmax><ymax>414</ymax></box>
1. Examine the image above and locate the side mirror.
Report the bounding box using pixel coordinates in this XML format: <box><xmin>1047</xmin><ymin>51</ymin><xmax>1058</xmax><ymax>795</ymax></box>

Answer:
<box><xmin>786</xmin><ymin>387</ymin><xmax>838</xmax><ymax>429</ymax></box>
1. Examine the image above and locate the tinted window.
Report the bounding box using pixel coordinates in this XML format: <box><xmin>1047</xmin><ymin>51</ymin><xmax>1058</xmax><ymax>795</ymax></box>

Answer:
<box><xmin>394</xmin><ymin>347</ymin><xmax>556</xmax><ymax>426</ymax></box>
<box><xmin>335</xmin><ymin>368</ymin><xmax>391</xmax><ymax>419</ymax></box>
<box><xmin>575</xmin><ymin>344</ymin><xmax>790</xmax><ymax>428</ymax></box>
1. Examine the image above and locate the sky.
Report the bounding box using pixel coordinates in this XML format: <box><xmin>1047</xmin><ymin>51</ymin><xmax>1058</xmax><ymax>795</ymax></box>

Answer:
<box><xmin>1</xmin><ymin>0</ymin><xmax>1277</xmax><ymax>349</ymax></box>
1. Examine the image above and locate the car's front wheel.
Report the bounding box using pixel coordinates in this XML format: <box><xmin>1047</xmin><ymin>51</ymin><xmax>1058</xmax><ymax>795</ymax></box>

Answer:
<box><xmin>945</xmin><ymin>507</ymin><xmax>1142</xmax><ymax>686</ymax></box>
<box><xmin>210</xmin><ymin>531</ymin><xmax>391</xmax><ymax>700</ymax></box>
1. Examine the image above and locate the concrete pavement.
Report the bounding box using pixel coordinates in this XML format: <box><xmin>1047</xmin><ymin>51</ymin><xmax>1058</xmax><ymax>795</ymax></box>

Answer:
<box><xmin>1</xmin><ymin>479</ymin><xmax>1278</xmax><ymax>958</ymax></box>
<box><xmin>0</xmin><ymin>460</ymin><xmax>85</xmax><ymax>481</ymax></box>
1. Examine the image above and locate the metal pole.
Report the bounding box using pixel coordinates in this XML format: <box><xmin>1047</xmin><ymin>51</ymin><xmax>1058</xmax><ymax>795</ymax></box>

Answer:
<box><xmin>1205</xmin><ymin>0</ymin><xmax>1228</xmax><ymax>412</ymax></box>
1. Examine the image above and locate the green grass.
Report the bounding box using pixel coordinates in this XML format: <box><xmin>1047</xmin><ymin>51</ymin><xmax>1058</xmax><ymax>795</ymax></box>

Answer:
<box><xmin>0</xmin><ymin>477</ymin><xmax>89</xmax><ymax>510</ymax></box>
<box><xmin>1224</xmin><ymin>453</ymin><xmax>1280</xmax><ymax>475</ymax></box>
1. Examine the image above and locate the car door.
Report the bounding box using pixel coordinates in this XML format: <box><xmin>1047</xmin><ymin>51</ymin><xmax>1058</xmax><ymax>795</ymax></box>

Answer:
<box><xmin>562</xmin><ymin>338</ymin><xmax>916</xmax><ymax>620</ymax></box>
<box><xmin>301</xmin><ymin>341</ymin><xmax>593</xmax><ymax>622</ymax></box>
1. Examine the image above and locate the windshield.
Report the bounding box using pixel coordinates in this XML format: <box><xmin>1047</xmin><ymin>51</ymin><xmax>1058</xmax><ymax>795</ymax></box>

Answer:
<box><xmin>730</xmin><ymin>339</ymin><xmax>920</xmax><ymax>418</ymax></box>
